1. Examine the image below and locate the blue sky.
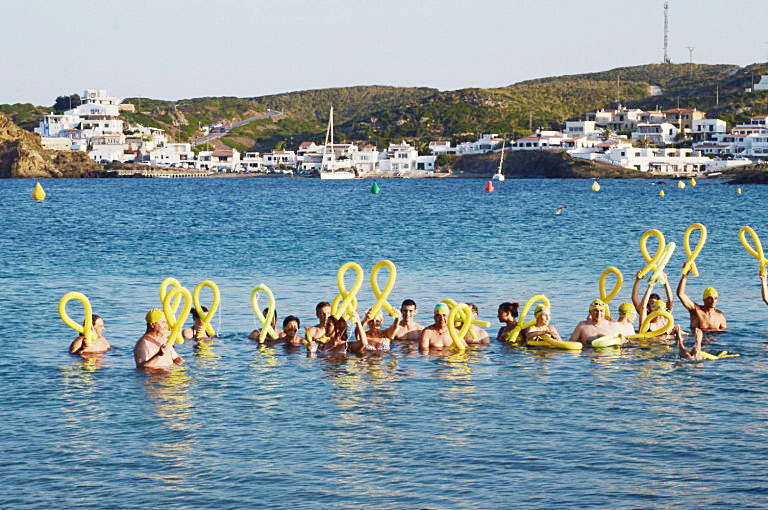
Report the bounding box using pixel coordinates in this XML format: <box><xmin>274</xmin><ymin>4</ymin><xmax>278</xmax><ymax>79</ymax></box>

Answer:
<box><xmin>2</xmin><ymin>0</ymin><xmax>766</xmax><ymax>105</ymax></box>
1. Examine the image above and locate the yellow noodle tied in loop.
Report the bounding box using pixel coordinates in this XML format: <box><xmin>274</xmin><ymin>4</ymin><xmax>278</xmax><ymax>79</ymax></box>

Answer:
<box><xmin>599</xmin><ymin>266</ymin><xmax>623</xmax><ymax>304</ymax></box>
<box><xmin>627</xmin><ymin>309</ymin><xmax>673</xmax><ymax>340</ymax></box>
<box><xmin>332</xmin><ymin>262</ymin><xmax>364</xmax><ymax>320</ymax></box>
<box><xmin>59</xmin><ymin>291</ymin><xmax>97</xmax><ymax>346</ymax></box>
<box><xmin>638</xmin><ymin>229</ymin><xmax>666</xmax><ymax>279</ymax></box>
<box><xmin>506</xmin><ymin>294</ymin><xmax>550</xmax><ymax>344</ymax></box>
<box><xmin>739</xmin><ymin>225</ymin><xmax>767</xmax><ymax>277</ymax></box>
<box><xmin>331</xmin><ymin>293</ymin><xmax>358</xmax><ymax>322</ymax></box>
<box><xmin>649</xmin><ymin>242</ymin><xmax>676</xmax><ymax>286</ymax></box>
<box><xmin>163</xmin><ymin>285</ymin><xmax>192</xmax><ymax>346</ymax></box>
<box><xmin>193</xmin><ymin>280</ymin><xmax>220</xmax><ymax>338</ymax></box>
<box><xmin>447</xmin><ymin>303</ymin><xmax>472</xmax><ymax>352</ymax></box>
<box><xmin>160</xmin><ymin>277</ymin><xmax>183</xmax><ymax>315</ymax></box>
<box><xmin>370</xmin><ymin>259</ymin><xmax>397</xmax><ymax>317</ymax></box>
<box><xmin>682</xmin><ymin>223</ymin><xmax>707</xmax><ymax>277</ymax></box>
<box><xmin>440</xmin><ymin>298</ymin><xmax>490</xmax><ymax>341</ymax></box>
<box><xmin>251</xmin><ymin>283</ymin><xmax>278</xmax><ymax>343</ymax></box>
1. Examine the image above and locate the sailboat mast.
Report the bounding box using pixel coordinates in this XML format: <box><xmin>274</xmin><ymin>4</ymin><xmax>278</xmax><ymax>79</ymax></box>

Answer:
<box><xmin>329</xmin><ymin>106</ymin><xmax>334</xmax><ymax>167</ymax></box>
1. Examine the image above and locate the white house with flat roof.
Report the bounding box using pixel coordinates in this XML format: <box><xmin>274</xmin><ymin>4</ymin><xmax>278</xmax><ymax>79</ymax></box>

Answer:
<box><xmin>149</xmin><ymin>143</ymin><xmax>195</xmax><ymax>167</ymax></box>
<box><xmin>631</xmin><ymin>122</ymin><xmax>678</xmax><ymax>145</ymax></box>
<box><xmin>564</xmin><ymin>120</ymin><xmax>601</xmax><ymax>138</ymax></box>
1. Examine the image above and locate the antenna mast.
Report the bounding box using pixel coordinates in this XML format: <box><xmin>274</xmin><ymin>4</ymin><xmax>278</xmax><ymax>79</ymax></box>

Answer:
<box><xmin>663</xmin><ymin>2</ymin><xmax>671</xmax><ymax>64</ymax></box>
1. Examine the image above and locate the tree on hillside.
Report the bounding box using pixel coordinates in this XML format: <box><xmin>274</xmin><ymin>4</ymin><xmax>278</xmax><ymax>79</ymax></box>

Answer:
<box><xmin>53</xmin><ymin>94</ymin><xmax>81</xmax><ymax>113</ymax></box>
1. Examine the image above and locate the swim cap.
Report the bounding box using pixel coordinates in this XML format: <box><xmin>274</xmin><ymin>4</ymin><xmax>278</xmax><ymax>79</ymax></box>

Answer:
<box><xmin>434</xmin><ymin>303</ymin><xmax>450</xmax><ymax>315</ymax></box>
<box><xmin>651</xmin><ymin>299</ymin><xmax>666</xmax><ymax>310</ymax></box>
<box><xmin>145</xmin><ymin>308</ymin><xmax>166</xmax><ymax>324</ymax></box>
<box><xmin>703</xmin><ymin>287</ymin><xmax>718</xmax><ymax>300</ymax></box>
<box><xmin>589</xmin><ymin>299</ymin><xmax>606</xmax><ymax>311</ymax></box>
<box><xmin>618</xmin><ymin>302</ymin><xmax>636</xmax><ymax>316</ymax></box>
<box><xmin>534</xmin><ymin>304</ymin><xmax>549</xmax><ymax>318</ymax></box>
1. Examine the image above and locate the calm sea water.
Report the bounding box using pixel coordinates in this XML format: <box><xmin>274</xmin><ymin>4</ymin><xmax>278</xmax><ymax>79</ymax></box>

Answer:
<box><xmin>2</xmin><ymin>177</ymin><xmax>768</xmax><ymax>509</ymax></box>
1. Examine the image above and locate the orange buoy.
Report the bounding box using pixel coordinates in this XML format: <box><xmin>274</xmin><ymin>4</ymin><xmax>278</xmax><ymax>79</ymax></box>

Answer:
<box><xmin>485</xmin><ymin>180</ymin><xmax>494</xmax><ymax>193</ymax></box>
<box><xmin>33</xmin><ymin>182</ymin><xmax>46</xmax><ymax>201</ymax></box>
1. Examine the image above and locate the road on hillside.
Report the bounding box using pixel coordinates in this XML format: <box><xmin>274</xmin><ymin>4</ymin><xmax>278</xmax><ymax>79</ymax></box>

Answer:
<box><xmin>191</xmin><ymin>110</ymin><xmax>282</xmax><ymax>146</ymax></box>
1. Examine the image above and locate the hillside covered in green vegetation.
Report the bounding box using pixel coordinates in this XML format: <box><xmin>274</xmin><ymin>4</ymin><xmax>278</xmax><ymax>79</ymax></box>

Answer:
<box><xmin>4</xmin><ymin>62</ymin><xmax>768</xmax><ymax>153</ymax></box>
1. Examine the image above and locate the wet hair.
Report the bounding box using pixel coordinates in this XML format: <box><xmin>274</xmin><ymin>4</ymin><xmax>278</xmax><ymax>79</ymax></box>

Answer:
<box><xmin>649</xmin><ymin>293</ymin><xmax>661</xmax><ymax>302</ymax></box>
<box><xmin>283</xmin><ymin>315</ymin><xmax>300</xmax><ymax>328</ymax></box>
<box><xmin>84</xmin><ymin>314</ymin><xmax>103</xmax><ymax>327</ymax></box>
<box><xmin>191</xmin><ymin>306</ymin><xmax>208</xmax><ymax>320</ymax></box>
<box><xmin>325</xmin><ymin>316</ymin><xmax>348</xmax><ymax>342</ymax></box>
<box><xmin>401</xmin><ymin>299</ymin><xmax>417</xmax><ymax>308</ymax></box>
<box><xmin>316</xmin><ymin>301</ymin><xmax>331</xmax><ymax>313</ymax></box>
<box><xmin>467</xmin><ymin>303</ymin><xmax>479</xmax><ymax>314</ymax></box>
<box><xmin>498</xmin><ymin>302</ymin><xmax>520</xmax><ymax>318</ymax></box>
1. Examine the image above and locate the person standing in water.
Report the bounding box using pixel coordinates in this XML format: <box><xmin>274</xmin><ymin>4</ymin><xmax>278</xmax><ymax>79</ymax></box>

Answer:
<box><xmin>569</xmin><ymin>299</ymin><xmax>617</xmax><ymax>346</ymax></box>
<box><xmin>613</xmin><ymin>303</ymin><xmax>637</xmax><ymax>338</ymax></box>
<box><xmin>419</xmin><ymin>303</ymin><xmax>462</xmax><ymax>354</ymax></box>
<box><xmin>385</xmin><ymin>299</ymin><xmax>423</xmax><ymax>341</ymax></box>
<box><xmin>523</xmin><ymin>304</ymin><xmax>563</xmax><ymax>342</ymax></box>
<box><xmin>134</xmin><ymin>309</ymin><xmax>183</xmax><ymax>370</ymax></box>
<box><xmin>496</xmin><ymin>302</ymin><xmax>519</xmax><ymax>341</ymax></box>
<box><xmin>677</xmin><ymin>267</ymin><xmax>727</xmax><ymax>331</ymax></box>
<box><xmin>69</xmin><ymin>315</ymin><xmax>111</xmax><ymax>355</ymax></box>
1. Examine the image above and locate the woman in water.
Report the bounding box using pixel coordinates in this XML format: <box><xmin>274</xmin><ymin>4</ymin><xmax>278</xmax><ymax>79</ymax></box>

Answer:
<box><xmin>496</xmin><ymin>301</ymin><xmax>519</xmax><ymax>341</ymax></box>
<box><xmin>523</xmin><ymin>304</ymin><xmax>563</xmax><ymax>342</ymax></box>
<box><xmin>465</xmin><ymin>303</ymin><xmax>490</xmax><ymax>345</ymax></box>
<box><xmin>69</xmin><ymin>315</ymin><xmax>111</xmax><ymax>355</ymax></box>
<box><xmin>638</xmin><ymin>284</ymin><xmax>674</xmax><ymax>340</ymax></box>
<box><xmin>349</xmin><ymin>308</ymin><xmax>393</xmax><ymax>353</ymax></box>
<box><xmin>307</xmin><ymin>314</ymin><xmax>349</xmax><ymax>354</ymax></box>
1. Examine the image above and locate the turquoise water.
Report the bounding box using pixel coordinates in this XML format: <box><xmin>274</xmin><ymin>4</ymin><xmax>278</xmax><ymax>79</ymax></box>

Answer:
<box><xmin>2</xmin><ymin>177</ymin><xmax>768</xmax><ymax>508</ymax></box>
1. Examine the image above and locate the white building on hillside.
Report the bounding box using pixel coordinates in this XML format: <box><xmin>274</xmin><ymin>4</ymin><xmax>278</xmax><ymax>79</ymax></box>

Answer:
<box><xmin>564</xmin><ymin>120</ymin><xmax>601</xmax><ymax>138</ymax></box>
<box><xmin>149</xmin><ymin>143</ymin><xmax>195</xmax><ymax>167</ymax></box>
<box><xmin>631</xmin><ymin>122</ymin><xmax>678</xmax><ymax>145</ymax></box>
<box><xmin>428</xmin><ymin>140</ymin><xmax>451</xmax><ymax>155</ymax></box>
<box><xmin>351</xmin><ymin>145</ymin><xmax>380</xmax><ymax>174</ymax></box>
<box><xmin>455</xmin><ymin>134</ymin><xmax>503</xmax><ymax>155</ymax></box>
<box><xmin>512</xmin><ymin>131</ymin><xmax>566</xmax><ymax>150</ymax></box>
<box><xmin>592</xmin><ymin>147</ymin><xmax>710</xmax><ymax>174</ymax></box>
<box><xmin>262</xmin><ymin>149</ymin><xmax>297</xmax><ymax>170</ymax></box>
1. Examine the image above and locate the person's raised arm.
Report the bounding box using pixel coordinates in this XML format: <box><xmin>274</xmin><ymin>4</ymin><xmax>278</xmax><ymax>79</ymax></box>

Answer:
<box><xmin>676</xmin><ymin>266</ymin><xmax>696</xmax><ymax>311</ymax></box>
<box><xmin>639</xmin><ymin>282</ymin><xmax>655</xmax><ymax>325</ymax></box>
<box><xmin>663</xmin><ymin>277</ymin><xmax>674</xmax><ymax>312</ymax></box>
<box><xmin>632</xmin><ymin>271</ymin><xmax>643</xmax><ymax>313</ymax></box>
<box><xmin>382</xmin><ymin>309</ymin><xmax>401</xmax><ymax>339</ymax></box>
<box><xmin>761</xmin><ymin>273</ymin><xmax>768</xmax><ymax>306</ymax></box>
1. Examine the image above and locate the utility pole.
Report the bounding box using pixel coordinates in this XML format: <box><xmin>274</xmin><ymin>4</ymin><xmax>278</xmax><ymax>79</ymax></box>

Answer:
<box><xmin>687</xmin><ymin>46</ymin><xmax>695</xmax><ymax>79</ymax></box>
<box><xmin>716</xmin><ymin>83</ymin><xmax>719</xmax><ymax>106</ymax></box>
<box><xmin>663</xmin><ymin>2</ymin><xmax>670</xmax><ymax>64</ymax></box>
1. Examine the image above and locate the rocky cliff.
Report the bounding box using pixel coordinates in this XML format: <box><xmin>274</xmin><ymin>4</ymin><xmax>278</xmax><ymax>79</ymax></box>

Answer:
<box><xmin>449</xmin><ymin>149</ymin><xmax>651</xmax><ymax>178</ymax></box>
<box><xmin>0</xmin><ymin>113</ymin><xmax>99</xmax><ymax>178</ymax></box>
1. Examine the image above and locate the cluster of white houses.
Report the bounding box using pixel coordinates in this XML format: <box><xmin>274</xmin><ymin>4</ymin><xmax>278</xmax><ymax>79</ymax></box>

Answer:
<box><xmin>35</xmin><ymin>89</ymin><xmax>766</xmax><ymax>176</ymax></box>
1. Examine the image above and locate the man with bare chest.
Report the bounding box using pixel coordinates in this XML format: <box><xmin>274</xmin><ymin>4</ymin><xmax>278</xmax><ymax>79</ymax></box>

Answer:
<box><xmin>419</xmin><ymin>303</ymin><xmax>463</xmax><ymax>354</ymax></box>
<box><xmin>677</xmin><ymin>268</ymin><xmax>727</xmax><ymax>331</ymax></box>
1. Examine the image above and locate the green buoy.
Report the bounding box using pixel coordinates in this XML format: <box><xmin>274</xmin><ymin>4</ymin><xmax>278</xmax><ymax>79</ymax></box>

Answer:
<box><xmin>371</xmin><ymin>181</ymin><xmax>380</xmax><ymax>194</ymax></box>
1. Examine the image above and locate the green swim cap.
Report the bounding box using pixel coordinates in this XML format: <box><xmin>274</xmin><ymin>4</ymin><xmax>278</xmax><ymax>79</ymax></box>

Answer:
<box><xmin>703</xmin><ymin>287</ymin><xmax>718</xmax><ymax>300</ymax></box>
<box><xmin>534</xmin><ymin>304</ymin><xmax>549</xmax><ymax>318</ymax></box>
<box><xmin>434</xmin><ymin>303</ymin><xmax>450</xmax><ymax>315</ymax></box>
<box><xmin>651</xmin><ymin>299</ymin><xmax>666</xmax><ymax>310</ymax></box>
<box><xmin>145</xmin><ymin>308</ymin><xmax>166</xmax><ymax>324</ymax></box>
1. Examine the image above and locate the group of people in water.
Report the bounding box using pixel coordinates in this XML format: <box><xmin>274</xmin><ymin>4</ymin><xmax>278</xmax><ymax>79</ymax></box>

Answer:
<box><xmin>68</xmin><ymin>263</ymin><xmax>768</xmax><ymax>370</ymax></box>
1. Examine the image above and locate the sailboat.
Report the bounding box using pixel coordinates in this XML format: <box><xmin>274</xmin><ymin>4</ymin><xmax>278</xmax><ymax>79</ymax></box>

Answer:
<box><xmin>492</xmin><ymin>139</ymin><xmax>506</xmax><ymax>181</ymax></box>
<box><xmin>319</xmin><ymin>106</ymin><xmax>355</xmax><ymax>180</ymax></box>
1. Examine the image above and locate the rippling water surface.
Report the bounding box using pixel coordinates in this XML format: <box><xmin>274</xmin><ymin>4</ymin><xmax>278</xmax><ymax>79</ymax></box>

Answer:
<box><xmin>2</xmin><ymin>177</ymin><xmax>768</xmax><ymax>508</ymax></box>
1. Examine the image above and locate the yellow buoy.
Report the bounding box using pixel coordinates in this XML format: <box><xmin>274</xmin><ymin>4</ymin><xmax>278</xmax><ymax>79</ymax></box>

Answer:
<box><xmin>737</xmin><ymin>188</ymin><xmax>742</xmax><ymax>195</ymax></box>
<box><xmin>33</xmin><ymin>182</ymin><xmax>46</xmax><ymax>201</ymax></box>
<box><xmin>690</xmin><ymin>177</ymin><xmax>696</xmax><ymax>187</ymax></box>
<box><xmin>591</xmin><ymin>181</ymin><xmax>600</xmax><ymax>192</ymax></box>
<box><xmin>659</xmin><ymin>190</ymin><xmax>665</xmax><ymax>197</ymax></box>
<box><xmin>677</xmin><ymin>180</ymin><xmax>685</xmax><ymax>189</ymax></box>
